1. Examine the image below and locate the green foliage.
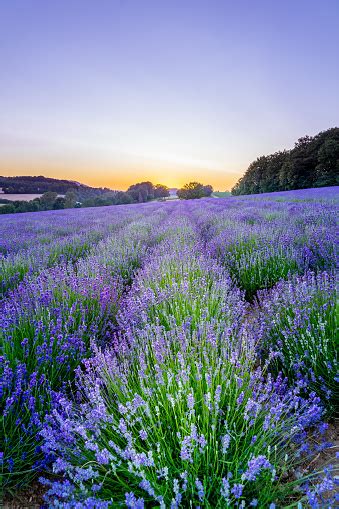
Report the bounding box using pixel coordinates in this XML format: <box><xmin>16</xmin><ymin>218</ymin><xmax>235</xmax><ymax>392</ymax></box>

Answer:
<box><xmin>0</xmin><ymin>203</ymin><xmax>16</xmax><ymax>214</ymax></box>
<box><xmin>40</xmin><ymin>191</ymin><xmax>58</xmax><ymax>206</ymax></box>
<box><xmin>64</xmin><ymin>190</ymin><xmax>77</xmax><ymax>208</ymax></box>
<box><xmin>178</xmin><ymin>182</ymin><xmax>213</xmax><ymax>199</ymax></box>
<box><xmin>0</xmin><ymin>180</ymin><xmax>169</xmax><ymax>214</ymax></box>
<box><xmin>113</xmin><ymin>191</ymin><xmax>134</xmax><ymax>205</ymax></box>
<box><xmin>232</xmin><ymin>127</ymin><xmax>339</xmax><ymax>195</ymax></box>
<box><xmin>0</xmin><ymin>175</ymin><xmax>111</xmax><ymax>196</ymax></box>
<box><xmin>212</xmin><ymin>191</ymin><xmax>231</xmax><ymax>197</ymax></box>
<box><xmin>154</xmin><ymin>184</ymin><xmax>170</xmax><ymax>199</ymax></box>
<box><xmin>68</xmin><ymin>332</ymin><xmax>301</xmax><ymax>507</ymax></box>
<box><xmin>0</xmin><ymin>200</ymin><xmax>40</xmax><ymax>214</ymax></box>
<box><xmin>127</xmin><ymin>182</ymin><xmax>169</xmax><ymax>202</ymax></box>
<box><xmin>53</xmin><ymin>197</ymin><xmax>66</xmax><ymax>209</ymax></box>
<box><xmin>258</xmin><ymin>272</ymin><xmax>338</xmax><ymax>412</ymax></box>
<box><xmin>227</xmin><ymin>245</ymin><xmax>300</xmax><ymax>301</ymax></box>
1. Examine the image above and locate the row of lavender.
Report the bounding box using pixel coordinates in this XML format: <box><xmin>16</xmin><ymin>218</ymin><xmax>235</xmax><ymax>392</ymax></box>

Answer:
<box><xmin>0</xmin><ymin>188</ymin><xmax>337</xmax><ymax>507</ymax></box>
<box><xmin>0</xmin><ymin>202</ymin><xmax>178</xmax><ymax>491</ymax></box>
<box><xmin>0</xmin><ymin>204</ymin><xmax>151</xmax><ymax>297</ymax></box>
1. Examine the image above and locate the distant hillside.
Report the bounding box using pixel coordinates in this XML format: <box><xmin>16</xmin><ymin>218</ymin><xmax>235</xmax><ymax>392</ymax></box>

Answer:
<box><xmin>232</xmin><ymin>127</ymin><xmax>339</xmax><ymax>195</ymax></box>
<box><xmin>0</xmin><ymin>175</ymin><xmax>113</xmax><ymax>199</ymax></box>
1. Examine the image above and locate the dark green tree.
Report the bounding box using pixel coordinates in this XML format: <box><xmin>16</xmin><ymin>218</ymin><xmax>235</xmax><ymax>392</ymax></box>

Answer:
<box><xmin>40</xmin><ymin>191</ymin><xmax>58</xmax><ymax>208</ymax></box>
<box><xmin>154</xmin><ymin>184</ymin><xmax>170</xmax><ymax>199</ymax></box>
<box><xmin>53</xmin><ymin>197</ymin><xmax>66</xmax><ymax>209</ymax></box>
<box><xmin>113</xmin><ymin>191</ymin><xmax>134</xmax><ymax>205</ymax></box>
<box><xmin>315</xmin><ymin>138</ymin><xmax>339</xmax><ymax>186</ymax></box>
<box><xmin>177</xmin><ymin>182</ymin><xmax>213</xmax><ymax>199</ymax></box>
<box><xmin>127</xmin><ymin>182</ymin><xmax>154</xmax><ymax>202</ymax></box>
<box><xmin>232</xmin><ymin>127</ymin><xmax>339</xmax><ymax>195</ymax></box>
<box><xmin>64</xmin><ymin>190</ymin><xmax>77</xmax><ymax>208</ymax></box>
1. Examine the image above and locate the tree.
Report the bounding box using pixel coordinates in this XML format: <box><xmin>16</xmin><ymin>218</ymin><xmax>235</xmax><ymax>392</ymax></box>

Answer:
<box><xmin>113</xmin><ymin>191</ymin><xmax>134</xmax><ymax>205</ymax></box>
<box><xmin>64</xmin><ymin>190</ymin><xmax>77</xmax><ymax>208</ymax></box>
<box><xmin>0</xmin><ymin>179</ymin><xmax>172</xmax><ymax>214</ymax></box>
<box><xmin>177</xmin><ymin>182</ymin><xmax>213</xmax><ymax>200</ymax></box>
<box><xmin>127</xmin><ymin>182</ymin><xmax>154</xmax><ymax>202</ymax></box>
<box><xmin>0</xmin><ymin>204</ymin><xmax>15</xmax><ymax>214</ymax></box>
<box><xmin>53</xmin><ymin>197</ymin><xmax>66</xmax><ymax>209</ymax></box>
<box><xmin>154</xmin><ymin>184</ymin><xmax>170</xmax><ymax>199</ymax></box>
<box><xmin>315</xmin><ymin>139</ymin><xmax>339</xmax><ymax>186</ymax></box>
<box><xmin>232</xmin><ymin>127</ymin><xmax>339</xmax><ymax>195</ymax></box>
<box><xmin>40</xmin><ymin>192</ymin><xmax>58</xmax><ymax>208</ymax></box>
<box><xmin>202</xmin><ymin>185</ymin><xmax>213</xmax><ymax>197</ymax></box>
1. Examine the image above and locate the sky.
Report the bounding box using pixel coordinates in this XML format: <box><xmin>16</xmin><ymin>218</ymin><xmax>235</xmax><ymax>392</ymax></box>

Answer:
<box><xmin>0</xmin><ymin>0</ymin><xmax>338</xmax><ymax>191</ymax></box>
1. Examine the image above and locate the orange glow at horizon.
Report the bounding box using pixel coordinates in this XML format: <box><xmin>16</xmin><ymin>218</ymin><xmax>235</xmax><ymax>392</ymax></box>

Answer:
<box><xmin>0</xmin><ymin>158</ymin><xmax>243</xmax><ymax>192</ymax></box>
<box><xmin>1</xmin><ymin>1</ymin><xmax>338</xmax><ymax>200</ymax></box>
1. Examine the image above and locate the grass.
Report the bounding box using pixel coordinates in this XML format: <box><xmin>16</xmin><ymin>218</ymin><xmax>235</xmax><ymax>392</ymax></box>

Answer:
<box><xmin>212</xmin><ymin>191</ymin><xmax>231</xmax><ymax>198</ymax></box>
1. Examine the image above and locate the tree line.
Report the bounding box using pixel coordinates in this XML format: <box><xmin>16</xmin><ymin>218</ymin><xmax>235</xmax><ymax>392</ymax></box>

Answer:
<box><xmin>0</xmin><ymin>178</ymin><xmax>217</xmax><ymax>214</ymax></box>
<box><xmin>0</xmin><ymin>175</ymin><xmax>113</xmax><ymax>199</ymax></box>
<box><xmin>0</xmin><ymin>181</ymin><xmax>170</xmax><ymax>214</ymax></box>
<box><xmin>231</xmin><ymin>127</ymin><xmax>339</xmax><ymax>195</ymax></box>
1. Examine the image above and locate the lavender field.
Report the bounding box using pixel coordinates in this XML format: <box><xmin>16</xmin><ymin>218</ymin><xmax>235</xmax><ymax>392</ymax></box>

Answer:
<box><xmin>1</xmin><ymin>187</ymin><xmax>338</xmax><ymax>508</ymax></box>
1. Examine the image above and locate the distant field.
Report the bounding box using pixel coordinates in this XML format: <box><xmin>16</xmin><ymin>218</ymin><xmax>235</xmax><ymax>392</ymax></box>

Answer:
<box><xmin>0</xmin><ymin>193</ymin><xmax>65</xmax><ymax>201</ymax></box>
<box><xmin>212</xmin><ymin>191</ymin><xmax>231</xmax><ymax>197</ymax></box>
<box><xmin>1</xmin><ymin>186</ymin><xmax>337</xmax><ymax>507</ymax></box>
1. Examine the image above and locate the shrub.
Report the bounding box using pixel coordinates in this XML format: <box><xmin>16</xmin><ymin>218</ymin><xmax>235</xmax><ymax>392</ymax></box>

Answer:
<box><xmin>41</xmin><ymin>324</ymin><xmax>324</xmax><ymax>507</ymax></box>
<box><xmin>257</xmin><ymin>271</ymin><xmax>338</xmax><ymax>412</ymax></box>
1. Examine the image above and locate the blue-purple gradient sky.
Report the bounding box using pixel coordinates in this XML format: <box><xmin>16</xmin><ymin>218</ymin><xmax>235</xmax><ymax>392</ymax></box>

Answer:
<box><xmin>1</xmin><ymin>0</ymin><xmax>338</xmax><ymax>190</ymax></box>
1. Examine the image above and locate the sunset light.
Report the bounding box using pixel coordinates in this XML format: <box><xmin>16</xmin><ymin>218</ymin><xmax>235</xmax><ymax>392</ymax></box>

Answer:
<box><xmin>1</xmin><ymin>1</ymin><xmax>338</xmax><ymax>505</ymax></box>
<box><xmin>1</xmin><ymin>1</ymin><xmax>338</xmax><ymax>190</ymax></box>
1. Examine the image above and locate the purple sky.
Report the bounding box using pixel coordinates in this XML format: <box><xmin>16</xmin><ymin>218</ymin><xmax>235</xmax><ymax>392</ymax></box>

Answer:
<box><xmin>0</xmin><ymin>0</ymin><xmax>338</xmax><ymax>190</ymax></box>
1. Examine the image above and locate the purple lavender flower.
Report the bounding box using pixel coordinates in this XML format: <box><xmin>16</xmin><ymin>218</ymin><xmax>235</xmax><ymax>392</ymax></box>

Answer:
<box><xmin>195</xmin><ymin>479</ymin><xmax>204</xmax><ymax>502</ymax></box>
<box><xmin>95</xmin><ymin>448</ymin><xmax>112</xmax><ymax>465</ymax></box>
<box><xmin>3</xmin><ymin>194</ymin><xmax>335</xmax><ymax>505</ymax></box>
<box><xmin>220</xmin><ymin>478</ymin><xmax>230</xmax><ymax>500</ymax></box>
<box><xmin>125</xmin><ymin>492</ymin><xmax>145</xmax><ymax>509</ymax></box>
<box><xmin>139</xmin><ymin>479</ymin><xmax>156</xmax><ymax>497</ymax></box>
<box><xmin>231</xmin><ymin>483</ymin><xmax>244</xmax><ymax>499</ymax></box>
<box><xmin>187</xmin><ymin>392</ymin><xmax>195</xmax><ymax>411</ymax></box>
<box><xmin>242</xmin><ymin>455</ymin><xmax>273</xmax><ymax>481</ymax></box>
<box><xmin>139</xmin><ymin>429</ymin><xmax>148</xmax><ymax>441</ymax></box>
<box><xmin>221</xmin><ymin>433</ymin><xmax>231</xmax><ymax>454</ymax></box>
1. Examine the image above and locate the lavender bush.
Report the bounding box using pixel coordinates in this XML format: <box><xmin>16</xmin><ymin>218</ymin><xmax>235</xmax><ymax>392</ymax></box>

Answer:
<box><xmin>41</xmin><ymin>326</ymin><xmax>325</xmax><ymax>507</ymax></box>
<box><xmin>256</xmin><ymin>271</ymin><xmax>338</xmax><ymax>412</ymax></box>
